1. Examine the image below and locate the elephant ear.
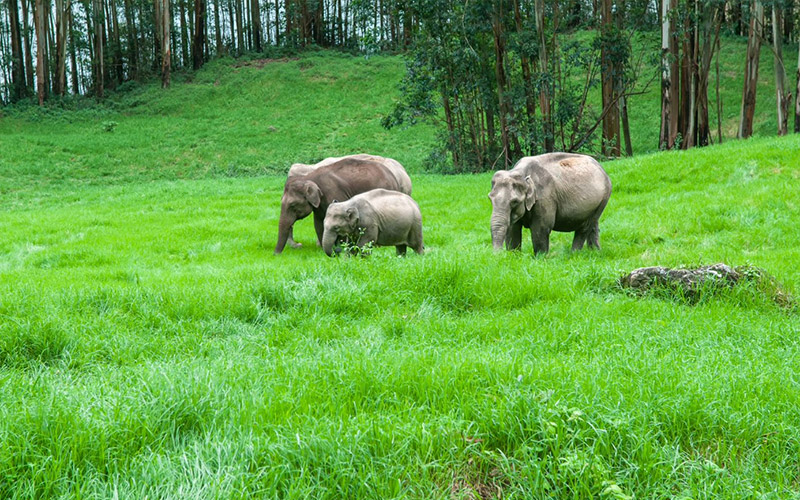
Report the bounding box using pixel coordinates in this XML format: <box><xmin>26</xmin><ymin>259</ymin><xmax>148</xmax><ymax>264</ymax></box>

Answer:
<box><xmin>524</xmin><ymin>175</ymin><xmax>536</xmax><ymax>211</ymax></box>
<box><xmin>304</xmin><ymin>182</ymin><xmax>322</xmax><ymax>208</ymax></box>
<box><xmin>346</xmin><ymin>206</ymin><xmax>359</xmax><ymax>226</ymax></box>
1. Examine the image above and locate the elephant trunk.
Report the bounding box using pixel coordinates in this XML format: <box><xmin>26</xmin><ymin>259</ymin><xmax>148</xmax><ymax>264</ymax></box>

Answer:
<box><xmin>274</xmin><ymin>213</ymin><xmax>296</xmax><ymax>255</ymax></box>
<box><xmin>490</xmin><ymin>211</ymin><xmax>510</xmax><ymax>251</ymax></box>
<box><xmin>322</xmin><ymin>230</ymin><xmax>338</xmax><ymax>257</ymax></box>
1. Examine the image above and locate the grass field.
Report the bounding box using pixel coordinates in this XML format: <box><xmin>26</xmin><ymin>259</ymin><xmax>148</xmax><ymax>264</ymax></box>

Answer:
<box><xmin>2</xmin><ymin>48</ymin><xmax>800</xmax><ymax>498</ymax></box>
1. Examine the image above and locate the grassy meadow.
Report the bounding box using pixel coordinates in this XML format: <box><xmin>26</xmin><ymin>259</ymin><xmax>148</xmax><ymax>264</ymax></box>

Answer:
<box><xmin>1</xmin><ymin>47</ymin><xmax>800</xmax><ymax>498</ymax></box>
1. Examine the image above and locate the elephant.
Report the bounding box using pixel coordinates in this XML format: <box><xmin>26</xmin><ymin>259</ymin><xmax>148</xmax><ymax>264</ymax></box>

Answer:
<box><xmin>322</xmin><ymin>189</ymin><xmax>424</xmax><ymax>256</ymax></box>
<box><xmin>489</xmin><ymin>153</ymin><xmax>612</xmax><ymax>254</ymax></box>
<box><xmin>283</xmin><ymin>154</ymin><xmax>412</xmax><ymax>249</ymax></box>
<box><xmin>275</xmin><ymin>157</ymin><xmax>412</xmax><ymax>254</ymax></box>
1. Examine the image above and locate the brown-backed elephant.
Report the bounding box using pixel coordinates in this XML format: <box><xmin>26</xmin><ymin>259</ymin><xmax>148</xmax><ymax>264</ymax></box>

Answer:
<box><xmin>489</xmin><ymin>153</ymin><xmax>612</xmax><ymax>254</ymax></box>
<box><xmin>275</xmin><ymin>157</ymin><xmax>412</xmax><ymax>254</ymax></box>
<box><xmin>322</xmin><ymin>189</ymin><xmax>424</xmax><ymax>257</ymax></box>
<box><xmin>283</xmin><ymin>154</ymin><xmax>412</xmax><ymax>249</ymax></box>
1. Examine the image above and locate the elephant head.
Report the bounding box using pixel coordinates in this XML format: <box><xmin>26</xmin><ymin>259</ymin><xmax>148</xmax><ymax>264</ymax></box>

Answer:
<box><xmin>322</xmin><ymin>202</ymin><xmax>359</xmax><ymax>256</ymax></box>
<box><xmin>488</xmin><ymin>170</ymin><xmax>535</xmax><ymax>251</ymax></box>
<box><xmin>274</xmin><ymin>178</ymin><xmax>323</xmax><ymax>254</ymax></box>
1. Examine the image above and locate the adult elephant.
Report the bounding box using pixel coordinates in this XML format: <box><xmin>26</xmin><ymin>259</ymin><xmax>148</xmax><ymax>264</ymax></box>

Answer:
<box><xmin>288</xmin><ymin>154</ymin><xmax>412</xmax><ymax>193</ymax></box>
<box><xmin>488</xmin><ymin>153</ymin><xmax>612</xmax><ymax>254</ymax></box>
<box><xmin>283</xmin><ymin>154</ymin><xmax>412</xmax><ymax>249</ymax></box>
<box><xmin>275</xmin><ymin>157</ymin><xmax>412</xmax><ymax>254</ymax></box>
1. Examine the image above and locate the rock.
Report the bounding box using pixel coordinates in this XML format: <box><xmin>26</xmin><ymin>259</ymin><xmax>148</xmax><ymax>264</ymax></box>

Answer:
<box><xmin>618</xmin><ymin>263</ymin><xmax>794</xmax><ymax>307</ymax></box>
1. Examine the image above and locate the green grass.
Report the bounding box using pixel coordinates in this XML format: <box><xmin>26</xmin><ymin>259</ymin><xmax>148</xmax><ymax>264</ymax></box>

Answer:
<box><xmin>2</xmin><ymin>49</ymin><xmax>800</xmax><ymax>498</ymax></box>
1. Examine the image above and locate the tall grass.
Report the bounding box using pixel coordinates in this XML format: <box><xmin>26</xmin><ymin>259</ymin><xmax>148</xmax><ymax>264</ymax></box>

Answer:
<box><xmin>1</xmin><ymin>127</ymin><xmax>799</xmax><ymax>497</ymax></box>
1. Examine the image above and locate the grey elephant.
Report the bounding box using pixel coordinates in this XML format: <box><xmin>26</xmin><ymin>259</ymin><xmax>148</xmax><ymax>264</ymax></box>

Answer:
<box><xmin>283</xmin><ymin>154</ymin><xmax>412</xmax><ymax>249</ymax></box>
<box><xmin>489</xmin><ymin>153</ymin><xmax>612</xmax><ymax>254</ymax></box>
<box><xmin>322</xmin><ymin>189</ymin><xmax>424</xmax><ymax>256</ymax></box>
<box><xmin>275</xmin><ymin>158</ymin><xmax>412</xmax><ymax>254</ymax></box>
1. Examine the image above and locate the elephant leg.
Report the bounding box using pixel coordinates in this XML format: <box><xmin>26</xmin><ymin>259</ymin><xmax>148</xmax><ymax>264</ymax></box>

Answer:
<box><xmin>586</xmin><ymin>199</ymin><xmax>609</xmax><ymax>249</ymax></box>
<box><xmin>288</xmin><ymin>225</ymin><xmax>303</xmax><ymax>249</ymax></box>
<box><xmin>357</xmin><ymin>227</ymin><xmax>379</xmax><ymax>252</ymax></box>
<box><xmin>571</xmin><ymin>230</ymin><xmax>588</xmax><ymax>251</ymax></box>
<box><xmin>395</xmin><ymin>244</ymin><xmax>407</xmax><ymax>256</ymax></box>
<box><xmin>313</xmin><ymin>214</ymin><xmax>325</xmax><ymax>248</ymax></box>
<box><xmin>531</xmin><ymin>226</ymin><xmax>551</xmax><ymax>255</ymax></box>
<box><xmin>586</xmin><ymin>221</ymin><xmax>601</xmax><ymax>249</ymax></box>
<box><xmin>408</xmin><ymin>224</ymin><xmax>424</xmax><ymax>254</ymax></box>
<box><xmin>506</xmin><ymin>221</ymin><xmax>523</xmax><ymax>251</ymax></box>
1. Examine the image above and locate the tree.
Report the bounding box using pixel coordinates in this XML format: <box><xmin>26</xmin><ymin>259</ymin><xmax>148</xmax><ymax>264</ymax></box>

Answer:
<box><xmin>192</xmin><ymin>0</ymin><xmax>206</xmax><ymax>68</ymax></box>
<box><xmin>34</xmin><ymin>0</ymin><xmax>47</xmax><ymax>103</ymax></box>
<box><xmin>600</xmin><ymin>0</ymin><xmax>621</xmax><ymax>156</ymax></box>
<box><xmin>772</xmin><ymin>2</ymin><xmax>790</xmax><ymax>136</ymax></box>
<box><xmin>7</xmin><ymin>0</ymin><xmax>28</xmax><ymax>100</ymax></box>
<box><xmin>739</xmin><ymin>0</ymin><xmax>763</xmax><ymax>139</ymax></box>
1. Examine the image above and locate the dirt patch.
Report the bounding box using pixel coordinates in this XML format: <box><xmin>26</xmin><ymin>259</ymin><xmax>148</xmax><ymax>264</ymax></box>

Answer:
<box><xmin>450</xmin><ymin>464</ymin><xmax>506</xmax><ymax>500</ymax></box>
<box><xmin>232</xmin><ymin>57</ymin><xmax>299</xmax><ymax>68</ymax></box>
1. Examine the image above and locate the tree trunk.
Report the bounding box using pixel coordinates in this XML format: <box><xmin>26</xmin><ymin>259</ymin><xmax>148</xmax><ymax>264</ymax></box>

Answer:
<box><xmin>155</xmin><ymin>0</ymin><xmax>170</xmax><ymax>87</ymax></box>
<box><xmin>69</xmin><ymin>4</ymin><xmax>79</xmax><ymax>93</ymax></box>
<box><xmin>697</xmin><ymin>3</ymin><xmax>720</xmax><ymax>147</ymax></box>
<box><xmin>620</xmin><ymin>95</ymin><xmax>633</xmax><ymax>155</ymax></box>
<box><xmin>659</xmin><ymin>0</ymin><xmax>679</xmax><ymax>149</ymax></box>
<box><xmin>492</xmin><ymin>10</ymin><xmax>511</xmax><ymax>167</ymax></box>
<box><xmin>21</xmin><ymin>0</ymin><xmax>35</xmax><ymax>88</ymax></box>
<box><xmin>53</xmin><ymin>0</ymin><xmax>69</xmax><ymax>95</ymax></box>
<box><xmin>214</xmin><ymin>0</ymin><xmax>222</xmax><ymax>53</ymax></box>
<box><xmin>34</xmin><ymin>0</ymin><xmax>46</xmax><ymax>103</ymax></box>
<box><xmin>235</xmin><ymin>0</ymin><xmax>244</xmax><ymax>52</ymax></box>
<box><xmin>534</xmin><ymin>0</ymin><xmax>554</xmax><ymax>151</ymax></box>
<box><xmin>795</xmin><ymin>34</ymin><xmax>800</xmax><ymax>132</ymax></box>
<box><xmin>108</xmin><ymin>0</ymin><xmax>122</xmax><ymax>85</ymax></box>
<box><xmin>251</xmin><ymin>0</ymin><xmax>261</xmax><ymax>51</ymax></box>
<box><xmin>180</xmin><ymin>0</ymin><xmax>189</xmax><ymax>65</ymax></box>
<box><xmin>192</xmin><ymin>0</ymin><xmax>205</xmax><ymax>68</ymax></box>
<box><xmin>513</xmin><ymin>0</ymin><xmax>536</xmax><ymax>154</ymax></box>
<box><xmin>600</xmin><ymin>0</ymin><xmax>620</xmax><ymax>156</ymax></box>
<box><xmin>123</xmin><ymin>0</ymin><xmax>137</xmax><ymax>78</ymax></box>
<box><xmin>8</xmin><ymin>0</ymin><xmax>27</xmax><ymax>100</ymax></box>
<box><xmin>772</xmin><ymin>5</ymin><xmax>789</xmax><ymax>136</ymax></box>
<box><xmin>739</xmin><ymin>0</ymin><xmax>763</xmax><ymax>139</ymax></box>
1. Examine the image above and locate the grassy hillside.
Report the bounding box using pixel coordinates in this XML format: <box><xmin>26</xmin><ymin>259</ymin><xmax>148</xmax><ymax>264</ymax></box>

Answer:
<box><xmin>1</xmin><ymin>48</ymin><xmax>800</xmax><ymax>499</ymax></box>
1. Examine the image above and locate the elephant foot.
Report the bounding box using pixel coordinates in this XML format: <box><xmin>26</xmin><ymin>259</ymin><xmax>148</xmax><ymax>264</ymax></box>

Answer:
<box><xmin>289</xmin><ymin>240</ymin><xmax>303</xmax><ymax>249</ymax></box>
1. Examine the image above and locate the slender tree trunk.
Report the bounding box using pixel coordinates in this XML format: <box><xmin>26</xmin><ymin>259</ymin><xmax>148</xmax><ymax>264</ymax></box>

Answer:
<box><xmin>123</xmin><ymin>0</ymin><xmax>137</xmax><ymax>78</ymax></box>
<box><xmin>235</xmin><ymin>0</ymin><xmax>244</xmax><ymax>52</ymax></box>
<box><xmin>155</xmin><ymin>0</ymin><xmax>170</xmax><ymax>87</ymax></box>
<box><xmin>534</xmin><ymin>0</ymin><xmax>554</xmax><ymax>151</ymax></box>
<box><xmin>659</xmin><ymin>0</ymin><xmax>678</xmax><ymax>149</ymax></box>
<box><xmin>600</xmin><ymin>0</ymin><xmax>620</xmax><ymax>156</ymax></box>
<box><xmin>7</xmin><ymin>0</ymin><xmax>27</xmax><ymax>100</ymax></box>
<box><xmin>739</xmin><ymin>0</ymin><xmax>763</xmax><ymax>139</ymax></box>
<box><xmin>274</xmin><ymin>0</ymin><xmax>280</xmax><ymax>44</ymax></box>
<box><xmin>192</xmin><ymin>0</ymin><xmax>205</xmax><ymax>68</ymax></box>
<box><xmin>680</xmin><ymin>0</ymin><xmax>698</xmax><ymax>149</ymax></box>
<box><xmin>214</xmin><ymin>0</ymin><xmax>222</xmax><ymax>52</ymax></box>
<box><xmin>620</xmin><ymin>95</ymin><xmax>633</xmax><ymax>155</ymax></box>
<box><xmin>513</xmin><ymin>0</ymin><xmax>536</xmax><ymax>153</ymax></box>
<box><xmin>68</xmin><ymin>4</ymin><xmax>79</xmax><ymax>93</ymax></box>
<box><xmin>251</xmin><ymin>0</ymin><xmax>261</xmax><ymax>51</ymax></box>
<box><xmin>492</xmin><ymin>9</ymin><xmax>511</xmax><ymax>167</ymax></box>
<box><xmin>180</xmin><ymin>0</ymin><xmax>189</xmax><ymax>65</ymax></box>
<box><xmin>697</xmin><ymin>3</ymin><xmax>720</xmax><ymax>147</ymax></box>
<box><xmin>53</xmin><ymin>0</ymin><xmax>69</xmax><ymax>95</ymax></box>
<box><xmin>21</xmin><ymin>0</ymin><xmax>35</xmax><ymax>88</ymax></box>
<box><xmin>109</xmin><ymin>0</ymin><xmax>122</xmax><ymax>84</ymax></box>
<box><xmin>772</xmin><ymin>5</ymin><xmax>789</xmax><ymax>136</ymax></box>
<box><xmin>795</xmin><ymin>33</ymin><xmax>800</xmax><ymax>132</ymax></box>
<box><xmin>34</xmin><ymin>0</ymin><xmax>46</xmax><ymax>103</ymax></box>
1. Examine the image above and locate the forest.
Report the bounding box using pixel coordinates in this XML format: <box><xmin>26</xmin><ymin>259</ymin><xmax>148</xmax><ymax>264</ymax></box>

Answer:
<box><xmin>2</xmin><ymin>0</ymin><xmax>799</xmax><ymax>170</ymax></box>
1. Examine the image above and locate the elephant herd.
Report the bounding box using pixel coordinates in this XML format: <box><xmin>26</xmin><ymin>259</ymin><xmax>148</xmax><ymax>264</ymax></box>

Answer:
<box><xmin>274</xmin><ymin>153</ymin><xmax>612</xmax><ymax>256</ymax></box>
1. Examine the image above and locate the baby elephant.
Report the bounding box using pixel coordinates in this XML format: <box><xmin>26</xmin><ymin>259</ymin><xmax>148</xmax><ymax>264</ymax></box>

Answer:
<box><xmin>322</xmin><ymin>189</ymin><xmax>424</xmax><ymax>256</ymax></box>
